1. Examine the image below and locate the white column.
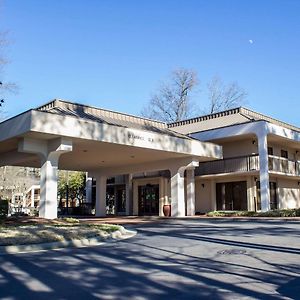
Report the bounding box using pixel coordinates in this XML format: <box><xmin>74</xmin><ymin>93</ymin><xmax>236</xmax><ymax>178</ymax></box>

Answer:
<box><xmin>186</xmin><ymin>169</ymin><xmax>195</xmax><ymax>216</ymax></box>
<box><xmin>30</xmin><ymin>187</ymin><xmax>35</xmax><ymax>208</ymax></box>
<box><xmin>258</xmin><ymin>133</ymin><xmax>270</xmax><ymax>211</ymax></box>
<box><xmin>18</xmin><ymin>137</ymin><xmax>73</xmax><ymax>219</ymax></box>
<box><xmin>85</xmin><ymin>173</ymin><xmax>93</xmax><ymax>203</ymax></box>
<box><xmin>95</xmin><ymin>175</ymin><xmax>107</xmax><ymax>217</ymax></box>
<box><xmin>170</xmin><ymin>168</ymin><xmax>185</xmax><ymax>217</ymax></box>
<box><xmin>210</xmin><ymin>180</ymin><xmax>216</xmax><ymax>211</ymax></box>
<box><xmin>39</xmin><ymin>158</ymin><xmax>59</xmax><ymax>219</ymax></box>
<box><xmin>125</xmin><ymin>174</ymin><xmax>133</xmax><ymax>216</ymax></box>
<box><xmin>159</xmin><ymin>176</ymin><xmax>165</xmax><ymax>217</ymax></box>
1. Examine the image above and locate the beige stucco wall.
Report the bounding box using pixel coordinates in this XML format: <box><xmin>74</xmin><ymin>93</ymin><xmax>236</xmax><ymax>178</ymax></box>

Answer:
<box><xmin>195</xmin><ymin>179</ymin><xmax>212</xmax><ymax>213</ymax></box>
<box><xmin>275</xmin><ymin>178</ymin><xmax>300</xmax><ymax>209</ymax></box>
<box><xmin>195</xmin><ymin>175</ymin><xmax>257</xmax><ymax>213</ymax></box>
<box><xmin>221</xmin><ymin>139</ymin><xmax>258</xmax><ymax>158</ymax></box>
<box><xmin>132</xmin><ymin>177</ymin><xmax>170</xmax><ymax>216</ymax></box>
<box><xmin>267</xmin><ymin>142</ymin><xmax>299</xmax><ymax>161</ymax></box>
<box><xmin>205</xmin><ymin>136</ymin><xmax>299</xmax><ymax>164</ymax></box>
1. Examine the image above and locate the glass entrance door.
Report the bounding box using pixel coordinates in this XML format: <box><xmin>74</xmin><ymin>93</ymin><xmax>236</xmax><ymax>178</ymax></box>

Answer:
<box><xmin>138</xmin><ymin>184</ymin><xmax>159</xmax><ymax>216</ymax></box>
<box><xmin>216</xmin><ymin>181</ymin><xmax>247</xmax><ymax>210</ymax></box>
<box><xmin>106</xmin><ymin>185</ymin><xmax>126</xmax><ymax>215</ymax></box>
<box><xmin>116</xmin><ymin>186</ymin><xmax>126</xmax><ymax>214</ymax></box>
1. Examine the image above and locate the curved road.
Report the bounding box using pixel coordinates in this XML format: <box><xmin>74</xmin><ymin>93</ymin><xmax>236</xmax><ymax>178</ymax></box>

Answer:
<box><xmin>0</xmin><ymin>218</ymin><xmax>300</xmax><ymax>299</ymax></box>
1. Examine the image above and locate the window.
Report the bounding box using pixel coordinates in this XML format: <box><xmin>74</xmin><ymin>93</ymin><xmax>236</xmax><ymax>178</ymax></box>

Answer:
<box><xmin>281</xmin><ymin>150</ymin><xmax>288</xmax><ymax>159</ymax></box>
<box><xmin>256</xmin><ymin>181</ymin><xmax>278</xmax><ymax>210</ymax></box>
<box><xmin>268</xmin><ymin>147</ymin><xmax>273</xmax><ymax>155</ymax></box>
<box><xmin>216</xmin><ymin>181</ymin><xmax>247</xmax><ymax>211</ymax></box>
<box><xmin>269</xmin><ymin>182</ymin><xmax>278</xmax><ymax>210</ymax></box>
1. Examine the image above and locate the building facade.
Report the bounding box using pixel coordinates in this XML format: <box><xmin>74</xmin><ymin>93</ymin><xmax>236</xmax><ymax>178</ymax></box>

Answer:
<box><xmin>0</xmin><ymin>99</ymin><xmax>221</xmax><ymax>219</ymax></box>
<box><xmin>87</xmin><ymin>107</ymin><xmax>300</xmax><ymax>216</ymax></box>
<box><xmin>169</xmin><ymin>107</ymin><xmax>300</xmax><ymax>213</ymax></box>
<box><xmin>1</xmin><ymin>101</ymin><xmax>299</xmax><ymax>219</ymax></box>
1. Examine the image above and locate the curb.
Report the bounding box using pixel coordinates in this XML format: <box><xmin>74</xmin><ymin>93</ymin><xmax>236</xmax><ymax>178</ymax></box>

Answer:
<box><xmin>0</xmin><ymin>226</ymin><xmax>137</xmax><ymax>255</ymax></box>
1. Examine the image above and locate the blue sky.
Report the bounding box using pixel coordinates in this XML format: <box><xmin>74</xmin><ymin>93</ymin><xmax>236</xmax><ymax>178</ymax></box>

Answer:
<box><xmin>1</xmin><ymin>0</ymin><xmax>300</xmax><ymax>125</ymax></box>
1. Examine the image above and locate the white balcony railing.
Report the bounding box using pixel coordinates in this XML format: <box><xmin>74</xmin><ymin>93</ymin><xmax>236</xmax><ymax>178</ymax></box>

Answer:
<box><xmin>196</xmin><ymin>155</ymin><xmax>300</xmax><ymax>176</ymax></box>
<box><xmin>196</xmin><ymin>155</ymin><xmax>259</xmax><ymax>176</ymax></box>
<box><xmin>268</xmin><ymin>155</ymin><xmax>300</xmax><ymax>176</ymax></box>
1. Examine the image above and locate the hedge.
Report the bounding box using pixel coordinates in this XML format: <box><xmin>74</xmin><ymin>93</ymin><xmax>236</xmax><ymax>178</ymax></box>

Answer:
<box><xmin>206</xmin><ymin>208</ymin><xmax>300</xmax><ymax>217</ymax></box>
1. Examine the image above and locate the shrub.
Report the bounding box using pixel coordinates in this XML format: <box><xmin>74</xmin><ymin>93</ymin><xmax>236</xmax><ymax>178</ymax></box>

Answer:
<box><xmin>62</xmin><ymin>217</ymin><xmax>80</xmax><ymax>224</ymax></box>
<box><xmin>206</xmin><ymin>208</ymin><xmax>300</xmax><ymax>217</ymax></box>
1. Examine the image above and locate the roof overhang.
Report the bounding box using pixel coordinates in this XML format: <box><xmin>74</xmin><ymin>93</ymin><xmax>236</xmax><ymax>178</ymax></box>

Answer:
<box><xmin>0</xmin><ymin>109</ymin><xmax>222</xmax><ymax>173</ymax></box>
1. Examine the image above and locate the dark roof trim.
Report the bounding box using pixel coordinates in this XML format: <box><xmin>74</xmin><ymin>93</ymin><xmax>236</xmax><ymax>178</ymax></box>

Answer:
<box><xmin>168</xmin><ymin>107</ymin><xmax>242</xmax><ymax>128</ymax></box>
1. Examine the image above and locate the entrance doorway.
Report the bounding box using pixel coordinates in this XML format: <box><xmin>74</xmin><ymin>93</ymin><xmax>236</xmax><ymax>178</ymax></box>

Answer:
<box><xmin>106</xmin><ymin>185</ymin><xmax>126</xmax><ymax>215</ymax></box>
<box><xmin>138</xmin><ymin>184</ymin><xmax>159</xmax><ymax>216</ymax></box>
<box><xmin>216</xmin><ymin>181</ymin><xmax>247</xmax><ymax>210</ymax></box>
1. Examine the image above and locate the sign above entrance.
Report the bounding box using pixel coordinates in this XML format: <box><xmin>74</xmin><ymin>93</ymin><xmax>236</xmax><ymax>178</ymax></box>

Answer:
<box><xmin>127</xmin><ymin>132</ymin><xmax>154</xmax><ymax>143</ymax></box>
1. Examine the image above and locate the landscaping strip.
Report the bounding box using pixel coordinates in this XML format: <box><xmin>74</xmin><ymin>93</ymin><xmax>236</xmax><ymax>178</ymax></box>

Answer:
<box><xmin>0</xmin><ymin>217</ymin><xmax>137</xmax><ymax>254</ymax></box>
<box><xmin>0</xmin><ymin>225</ymin><xmax>136</xmax><ymax>254</ymax></box>
<box><xmin>206</xmin><ymin>208</ymin><xmax>300</xmax><ymax>218</ymax></box>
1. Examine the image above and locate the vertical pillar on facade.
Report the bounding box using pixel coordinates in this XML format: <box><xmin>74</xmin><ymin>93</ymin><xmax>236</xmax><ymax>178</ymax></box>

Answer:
<box><xmin>158</xmin><ymin>176</ymin><xmax>165</xmax><ymax>217</ymax></box>
<box><xmin>18</xmin><ymin>137</ymin><xmax>72</xmax><ymax>219</ymax></box>
<box><xmin>30</xmin><ymin>187</ymin><xmax>35</xmax><ymax>208</ymax></box>
<box><xmin>247</xmin><ymin>176</ymin><xmax>256</xmax><ymax>211</ymax></box>
<box><xmin>125</xmin><ymin>174</ymin><xmax>133</xmax><ymax>216</ymax></box>
<box><xmin>258</xmin><ymin>132</ymin><xmax>270</xmax><ymax>211</ymax></box>
<box><xmin>170</xmin><ymin>168</ymin><xmax>185</xmax><ymax>217</ymax></box>
<box><xmin>170</xmin><ymin>161</ymin><xmax>199</xmax><ymax>217</ymax></box>
<box><xmin>95</xmin><ymin>175</ymin><xmax>107</xmax><ymax>217</ymax></box>
<box><xmin>39</xmin><ymin>157</ymin><xmax>60</xmax><ymax>219</ymax></box>
<box><xmin>85</xmin><ymin>173</ymin><xmax>93</xmax><ymax>204</ymax></box>
<box><xmin>186</xmin><ymin>169</ymin><xmax>196</xmax><ymax>216</ymax></box>
<box><xmin>210</xmin><ymin>180</ymin><xmax>216</xmax><ymax>211</ymax></box>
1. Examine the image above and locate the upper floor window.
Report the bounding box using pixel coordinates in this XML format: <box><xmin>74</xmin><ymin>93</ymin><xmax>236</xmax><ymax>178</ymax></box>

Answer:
<box><xmin>281</xmin><ymin>149</ymin><xmax>288</xmax><ymax>159</ymax></box>
<box><xmin>268</xmin><ymin>147</ymin><xmax>273</xmax><ymax>155</ymax></box>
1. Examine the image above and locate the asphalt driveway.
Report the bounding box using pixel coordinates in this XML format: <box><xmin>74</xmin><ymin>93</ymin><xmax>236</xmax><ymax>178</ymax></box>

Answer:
<box><xmin>0</xmin><ymin>218</ymin><xmax>299</xmax><ymax>299</ymax></box>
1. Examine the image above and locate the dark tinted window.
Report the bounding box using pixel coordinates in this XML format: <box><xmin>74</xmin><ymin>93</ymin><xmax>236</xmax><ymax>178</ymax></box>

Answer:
<box><xmin>268</xmin><ymin>147</ymin><xmax>273</xmax><ymax>155</ymax></box>
<box><xmin>281</xmin><ymin>150</ymin><xmax>288</xmax><ymax>159</ymax></box>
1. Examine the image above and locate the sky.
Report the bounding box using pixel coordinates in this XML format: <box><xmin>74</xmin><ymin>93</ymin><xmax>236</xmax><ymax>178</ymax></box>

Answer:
<box><xmin>0</xmin><ymin>0</ymin><xmax>300</xmax><ymax>125</ymax></box>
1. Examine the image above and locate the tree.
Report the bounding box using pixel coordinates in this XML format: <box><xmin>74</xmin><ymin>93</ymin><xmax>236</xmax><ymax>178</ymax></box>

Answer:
<box><xmin>142</xmin><ymin>69</ymin><xmax>247</xmax><ymax>122</ymax></box>
<box><xmin>206</xmin><ymin>76</ymin><xmax>247</xmax><ymax>114</ymax></box>
<box><xmin>58</xmin><ymin>171</ymin><xmax>86</xmax><ymax>208</ymax></box>
<box><xmin>0</xmin><ymin>31</ymin><xmax>8</xmax><ymax>110</ymax></box>
<box><xmin>0</xmin><ymin>31</ymin><xmax>17</xmax><ymax>113</ymax></box>
<box><xmin>141</xmin><ymin>68</ymin><xmax>199</xmax><ymax>123</ymax></box>
<box><xmin>0</xmin><ymin>166</ymin><xmax>40</xmax><ymax>201</ymax></box>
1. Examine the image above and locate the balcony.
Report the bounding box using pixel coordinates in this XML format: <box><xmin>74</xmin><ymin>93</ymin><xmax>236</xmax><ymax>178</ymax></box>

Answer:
<box><xmin>196</xmin><ymin>154</ymin><xmax>300</xmax><ymax>177</ymax></box>
<box><xmin>268</xmin><ymin>155</ymin><xmax>300</xmax><ymax>176</ymax></box>
<box><xmin>195</xmin><ymin>155</ymin><xmax>259</xmax><ymax>176</ymax></box>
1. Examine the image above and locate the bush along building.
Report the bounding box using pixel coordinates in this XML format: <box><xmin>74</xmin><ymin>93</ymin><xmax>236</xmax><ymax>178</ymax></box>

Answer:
<box><xmin>0</xmin><ymin>100</ymin><xmax>299</xmax><ymax>219</ymax></box>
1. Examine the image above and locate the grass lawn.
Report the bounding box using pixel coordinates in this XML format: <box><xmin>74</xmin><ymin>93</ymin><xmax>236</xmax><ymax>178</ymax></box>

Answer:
<box><xmin>0</xmin><ymin>217</ymin><xmax>120</xmax><ymax>246</ymax></box>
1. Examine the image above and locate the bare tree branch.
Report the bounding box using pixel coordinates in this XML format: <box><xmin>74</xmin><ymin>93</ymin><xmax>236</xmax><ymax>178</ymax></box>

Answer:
<box><xmin>0</xmin><ymin>30</ymin><xmax>18</xmax><ymax>114</ymax></box>
<box><xmin>141</xmin><ymin>68</ymin><xmax>199</xmax><ymax>122</ymax></box>
<box><xmin>206</xmin><ymin>75</ymin><xmax>247</xmax><ymax>114</ymax></box>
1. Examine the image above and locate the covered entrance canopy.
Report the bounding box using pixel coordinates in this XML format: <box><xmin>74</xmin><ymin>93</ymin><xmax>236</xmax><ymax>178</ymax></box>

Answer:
<box><xmin>0</xmin><ymin>99</ymin><xmax>222</xmax><ymax>219</ymax></box>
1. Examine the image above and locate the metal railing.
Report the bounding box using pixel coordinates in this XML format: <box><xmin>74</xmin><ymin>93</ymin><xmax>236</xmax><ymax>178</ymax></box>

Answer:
<box><xmin>195</xmin><ymin>154</ymin><xmax>259</xmax><ymax>176</ymax></box>
<box><xmin>196</xmin><ymin>154</ymin><xmax>300</xmax><ymax>176</ymax></box>
<box><xmin>268</xmin><ymin>155</ymin><xmax>300</xmax><ymax>176</ymax></box>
